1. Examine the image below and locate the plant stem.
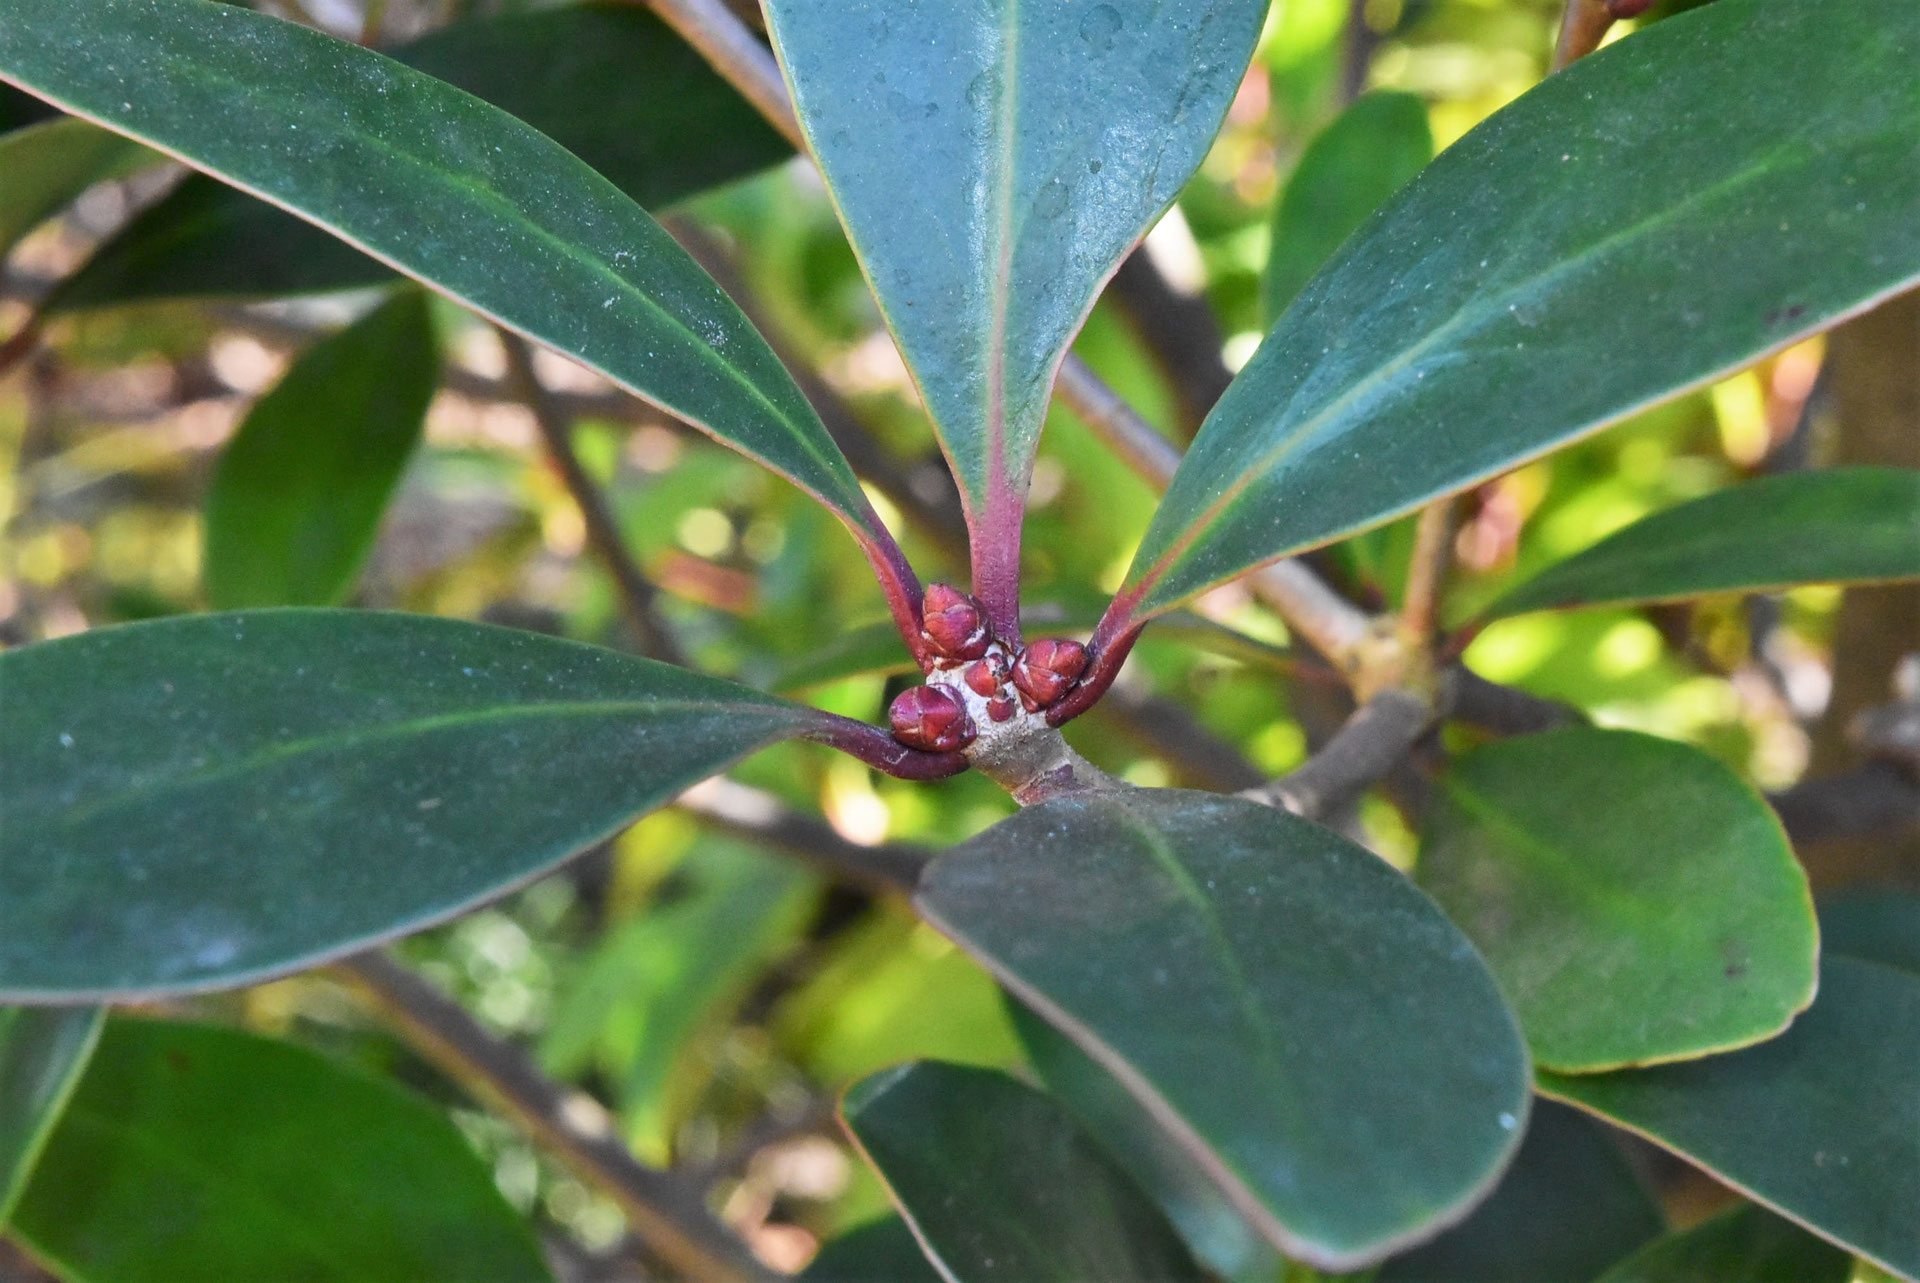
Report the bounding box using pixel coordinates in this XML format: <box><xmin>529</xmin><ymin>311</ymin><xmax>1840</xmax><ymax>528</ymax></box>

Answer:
<box><xmin>1398</xmin><ymin>497</ymin><xmax>1456</xmax><ymax>652</ymax></box>
<box><xmin>1554</xmin><ymin>0</ymin><xmax>1615</xmax><ymax>70</ymax></box>
<box><xmin>335</xmin><ymin>952</ymin><xmax>779</xmax><ymax>1283</ymax></box>
<box><xmin>357</xmin><ymin>0</ymin><xmax>386</xmax><ymax>45</ymax></box>
<box><xmin>1243</xmin><ymin>688</ymin><xmax>1437</xmax><ymax>821</ymax></box>
<box><xmin>497</xmin><ymin>330</ymin><xmax>691</xmax><ymax>669</ymax></box>
<box><xmin>802</xmin><ymin>711</ymin><xmax>972</xmax><ymax>781</ymax></box>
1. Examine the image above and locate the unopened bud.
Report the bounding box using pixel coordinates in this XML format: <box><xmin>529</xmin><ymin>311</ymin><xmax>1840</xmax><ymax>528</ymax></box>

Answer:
<box><xmin>987</xmin><ymin>694</ymin><xmax>1019</xmax><ymax>723</ymax></box>
<box><xmin>920</xmin><ymin>583</ymin><xmax>991</xmax><ymax>661</ymax></box>
<box><xmin>963</xmin><ymin>653</ymin><xmax>1009</xmax><ymax>697</ymax></box>
<box><xmin>1011</xmin><ymin>638</ymin><xmax>1089</xmax><ymax>710</ymax></box>
<box><xmin>888</xmin><ymin>684</ymin><xmax>976</xmax><ymax>752</ymax></box>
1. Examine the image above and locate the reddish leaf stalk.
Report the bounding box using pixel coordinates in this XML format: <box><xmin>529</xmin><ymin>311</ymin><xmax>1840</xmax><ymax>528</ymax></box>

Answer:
<box><xmin>851</xmin><ymin>528</ymin><xmax>935</xmax><ymax>670</ymax></box>
<box><xmin>1044</xmin><ymin>621</ymin><xmax>1143</xmax><ymax>727</ymax></box>
<box><xmin>803</xmin><ymin>710</ymin><xmax>971</xmax><ymax>780</ymax></box>
<box><xmin>969</xmin><ymin>479</ymin><xmax>1027</xmax><ymax>648</ymax></box>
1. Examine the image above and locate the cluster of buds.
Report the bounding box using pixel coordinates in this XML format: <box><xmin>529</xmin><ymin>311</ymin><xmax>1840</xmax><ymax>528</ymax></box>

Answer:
<box><xmin>886</xmin><ymin>583</ymin><xmax>1090</xmax><ymax>752</ymax></box>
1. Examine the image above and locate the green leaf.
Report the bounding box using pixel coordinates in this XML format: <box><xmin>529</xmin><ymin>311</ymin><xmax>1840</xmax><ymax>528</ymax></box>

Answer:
<box><xmin>44</xmin><ymin>2</ymin><xmax>790</xmax><ymax>312</ymax></box>
<box><xmin>0</xmin><ymin>610</ymin><xmax>828</xmax><ymax>999</ymax></box>
<box><xmin>0</xmin><ymin>0</ymin><xmax>888</xmax><ymax>550</ymax></box>
<box><xmin>1818</xmin><ymin>890</ymin><xmax>1920</xmax><ymax>976</ymax></box>
<box><xmin>12</xmin><ymin>1019</ymin><xmax>551</xmax><ymax>1282</ymax></box>
<box><xmin>1592</xmin><ymin>1203</ymin><xmax>1851</xmax><ymax>1283</ymax></box>
<box><xmin>1486</xmin><ymin>468</ymin><xmax>1920</xmax><ymax>619</ymax></box>
<box><xmin>1376</xmin><ymin>1101</ymin><xmax>1664</xmax><ymax>1283</ymax></box>
<box><xmin>0</xmin><ymin>116</ymin><xmax>154</xmax><ymax>258</ymax></box>
<box><xmin>1542</xmin><ymin>957</ymin><xmax>1920</xmax><ymax>1280</ymax></box>
<box><xmin>802</xmin><ymin>1217</ymin><xmax>943</xmax><ymax>1283</ymax></box>
<box><xmin>1117</xmin><ymin>0</ymin><xmax>1920</xmax><ymax>623</ymax></box>
<box><xmin>203</xmin><ymin>289</ymin><xmax>439</xmax><ymax>609</ymax></box>
<box><xmin>0</xmin><ymin>1007</ymin><xmax>103</xmax><ymax>1227</ymax></box>
<box><xmin>1263</xmin><ymin>91</ymin><xmax>1433</xmax><ymax>322</ymax></box>
<box><xmin>763</xmin><ymin>0</ymin><xmax>1266</xmax><ymax>563</ymax></box>
<box><xmin>841</xmin><ymin>1060</ymin><xmax>1205</xmax><ymax>1283</ymax></box>
<box><xmin>915</xmin><ymin>789</ymin><xmax>1531</xmax><ymax>1271</ymax></box>
<box><xmin>1418</xmin><ymin>727</ymin><xmax>1817</xmax><ymax>1073</ymax></box>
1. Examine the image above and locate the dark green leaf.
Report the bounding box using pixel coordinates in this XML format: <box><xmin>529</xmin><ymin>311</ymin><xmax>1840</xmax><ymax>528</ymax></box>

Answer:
<box><xmin>1008</xmin><ymin>998</ymin><xmax>1280</xmax><ymax>1282</ymax></box>
<box><xmin>203</xmin><ymin>289</ymin><xmax>438</xmax><ymax>608</ymax></box>
<box><xmin>1487</xmin><ymin>468</ymin><xmax>1920</xmax><ymax>619</ymax></box>
<box><xmin>1376</xmin><ymin>1101</ymin><xmax>1664</xmax><ymax>1283</ymax></box>
<box><xmin>1264</xmin><ymin>91</ymin><xmax>1433</xmax><ymax>322</ymax></box>
<box><xmin>841</xmin><ymin>1060</ymin><xmax>1204</xmax><ymax>1283</ymax></box>
<box><xmin>0</xmin><ymin>0</ymin><xmax>888</xmax><ymax>549</ymax></box>
<box><xmin>1542</xmin><ymin>957</ymin><xmax>1920</xmax><ymax>1279</ymax></box>
<box><xmin>916</xmin><ymin>789</ymin><xmax>1531</xmax><ymax>1271</ymax></box>
<box><xmin>0</xmin><ymin>116</ymin><xmax>154</xmax><ymax>257</ymax></box>
<box><xmin>1117</xmin><ymin>0</ymin><xmax>1920</xmax><ymax>622</ymax></box>
<box><xmin>12</xmin><ymin>1019</ymin><xmax>551</xmax><ymax>1282</ymax></box>
<box><xmin>44</xmin><ymin>2</ymin><xmax>790</xmax><ymax>311</ymax></box>
<box><xmin>763</xmin><ymin>0</ymin><xmax>1266</xmax><ymax>531</ymax></box>
<box><xmin>802</xmin><ymin>1217</ymin><xmax>943</xmax><ymax>1283</ymax></box>
<box><xmin>1592</xmin><ymin>1203</ymin><xmax>1851</xmax><ymax>1283</ymax></box>
<box><xmin>0</xmin><ymin>610</ymin><xmax>828</xmax><ymax>999</ymax></box>
<box><xmin>1419</xmin><ymin>727</ymin><xmax>1817</xmax><ymax>1072</ymax></box>
<box><xmin>1818</xmin><ymin>890</ymin><xmax>1920</xmax><ymax>976</ymax></box>
<box><xmin>0</xmin><ymin>1007</ymin><xmax>103</xmax><ymax>1226</ymax></box>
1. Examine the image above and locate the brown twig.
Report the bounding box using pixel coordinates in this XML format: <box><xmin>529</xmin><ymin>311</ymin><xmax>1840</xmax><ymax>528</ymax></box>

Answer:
<box><xmin>498</xmin><ymin>330</ymin><xmax>690</xmax><ymax>668</ymax></box>
<box><xmin>1399</xmin><ymin>498</ymin><xmax>1457</xmax><ymax>651</ymax></box>
<box><xmin>335</xmin><ymin>952</ymin><xmax>780</xmax><ymax>1283</ymax></box>
<box><xmin>1242</xmin><ymin>688</ymin><xmax>1438</xmax><ymax>821</ymax></box>
<box><xmin>1553</xmin><ymin>0</ymin><xmax>1616</xmax><ymax>70</ymax></box>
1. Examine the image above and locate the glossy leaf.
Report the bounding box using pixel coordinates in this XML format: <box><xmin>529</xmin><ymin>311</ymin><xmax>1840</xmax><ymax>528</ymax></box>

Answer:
<box><xmin>0</xmin><ymin>610</ymin><xmax>828</xmax><ymax>999</ymax></box>
<box><xmin>841</xmin><ymin>1060</ymin><xmax>1204</xmax><ymax>1283</ymax></box>
<box><xmin>0</xmin><ymin>0</ymin><xmax>889</xmax><ymax>551</ymax></box>
<box><xmin>44</xmin><ymin>2</ymin><xmax>790</xmax><ymax>312</ymax></box>
<box><xmin>1592</xmin><ymin>1203</ymin><xmax>1851</xmax><ymax>1283</ymax></box>
<box><xmin>1263</xmin><ymin>90</ymin><xmax>1433</xmax><ymax>321</ymax></box>
<box><xmin>916</xmin><ymin>789</ymin><xmax>1531</xmax><ymax>1270</ymax></box>
<box><xmin>1116</xmin><ymin>0</ymin><xmax>1920</xmax><ymax>623</ymax></box>
<box><xmin>1488</xmin><ymin>468</ymin><xmax>1920</xmax><ymax>619</ymax></box>
<box><xmin>764</xmin><ymin>0</ymin><xmax>1267</xmax><ymax>606</ymax></box>
<box><xmin>0</xmin><ymin>1007</ymin><xmax>103</xmax><ymax>1226</ymax></box>
<box><xmin>203</xmin><ymin>289</ymin><xmax>438</xmax><ymax>608</ymax></box>
<box><xmin>0</xmin><ymin>116</ymin><xmax>153</xmax><ymax>257</ymax></box>
<box><xmin>1376</xmin><ymin>1100</ymin><xmax>1664</xmax><ymax>1283</ymax></box>
<box><xmin>802</xmin><ymin>1217</ymin><xmax>943</xmax><ymax>1283</ymax></box>
<box><xmin>1419</xmin><ymin>727</ymin><xmax>1817</xmax><ymax>1072</ymax></box>
<box><xmin>12</xmin><ymin>1019</ymin><xmax>551</xmax><ymax>1282</ymax></box>
<box><xmin>1542</xmin><ymin>958</ymin><xmax>1920</xmax><ymax>1280</ymax></box>
<box><xmin>1818</xmin><ymin>890</ymin><xmax>1920</xmax><ymax>976</ymax></box>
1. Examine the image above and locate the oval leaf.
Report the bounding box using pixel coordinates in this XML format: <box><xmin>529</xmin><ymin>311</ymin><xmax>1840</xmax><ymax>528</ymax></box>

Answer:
<box><xmin>0</xmin><ymin>0</ymin><xmax>886</xmax><ymax>548</ymax></box>
<box><xmin>915</xmin><ymin>788</ymin><xmax>1532</xmax><ymax>1270</ymax></box>
<box><xmin>1541</xmin><ymin>957</ymin><xmax>1920</xmax><ymax>1280</ymax></box>
<box><xmin>1419</xmin><ymin>727</ymin><xmax>1817</xmax><ymax>1072</ymax></box>
<box><xmin>0</xmin><ymin>1007</ymin><xmax>103</xmax><ymax>1226</ymax></box>
<box><xmin>11</xmin><ymin>1019</ymin><xmax>551</xmax><ymax>1282</ymax></box>
<box><xmin>1486</xmin><ymin>468</ymin><xmax>1920</xmax><ymax>619</ymax></box>
<box><xmin>0</xmin><ymin>116</ymin><xmax>154</xmax><ymax>258</ymax></box>
<box><xmin>1118</xmin><ymin>0</ymin><xmax>1920</xmax><ymax>622</ymax></box>
<box><xmin>1592</xmin><ymin>1203</ymin><xmax>1852</xmax><ymax>1283</ymax></box>
<box><xmin>1263</xmin><ymin>90</ymin><xmax>1433</xmax><ymax>322</ymax></box>
<box><xmin>841</xmin><ymin>1061</ymin><xmax>1204</xmax><ymax>1283</ymax></box>
<box><xmin>764</xmin><ymin>0</ymin><xmax>1266</xmax><ymax>580</ymax></box>
<box><xmin>203</xmin><ymin>289</ymin><xmax>438</xmax><ymax>608</ymax></box>
<box><xmin>44</xmin><ymin>2</ymin><xmax>791</xmax><ymax>312</ymax></box>
<box><xmin>0</xmin><ymin>610</ymin><xmax>827</xmax><ymax>999</ymax></box>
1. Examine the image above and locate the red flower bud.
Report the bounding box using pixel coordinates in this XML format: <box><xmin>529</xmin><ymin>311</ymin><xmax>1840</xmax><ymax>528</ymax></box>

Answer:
<box><xmin>888</xmin><ymin>684</ymin><xmax>975</xmax><ymax>752</ymax></box>
<box><xmin>987</xmin><ymin>695</ymin><xmax>1019</xmax><ymax>723</ymax></box>
<box><xmin>920</xmin><ymin>583</ymin><xmax>991</xmax><ymax>661</ymax></box>
<box><xmin>1011</xmin><ymin>638</ymin><xmax>1089</xmax><ymax>710</ymax></box>
<box><xmin>963</xmin><ymin>653</ymin><xmax>1009</xmax><ymax>697</ymax></box>
<box><xmin>1606</xmin><ymin>0</ymin><xmax>1654</xmax><ymax>16</ymax></box>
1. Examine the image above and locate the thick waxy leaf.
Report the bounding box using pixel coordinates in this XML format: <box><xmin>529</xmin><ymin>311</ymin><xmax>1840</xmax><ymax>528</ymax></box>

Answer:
<box><xmin>203</xmin><ymin>289</ymin><xmax>438</xmax><ymax>608</ymax></box>
<box><xmin>916</xmin><ymin>789</ymin><xmax>1531</xmax><ymax>1270</ymax></box>
<box><xmin>0</xmin><ymin>0</ymin><xmax>887</xmax><ymax>550</ymax></box>
<box><xmin>1116</xmin><ymin>0</ymin><xmax>1920</xmax><ymax>623</ymax></box>
<box><xmin>802</xmin><ymin>1218</ymin><xmax>943</xmax><ymax>1283</ymax></box>
<box><xmin>763</xmin><ymin>0</ymin><xmax>1267</xmax><ymax>581</ymax></box>
<box><xmin>1263</xmin><ymin>91</ymin><xmax>1433</xmax><ymax>321</ymax></box>
<box><xmin>841</xmin><ymin>1061</ymin><xmax>1204</xmax><ymax>1283</ymax></box>
<box><xmin>0</xmin><ymin>117</ymin><xmax>153</xmax><ymax>257</ymax></box>
<box><xmin>1489</xmin><ymin>469</ymin><xmax>1920</xmax><ymax>619</ymax></box>
<box><xmin>1377</xmin><ymin>1101</ymin><xmax>1664</xmax><ymax>1283</ymax></box>
<box><xmin>1818</xmin><ymin>890</ymin><xmax>1920</xmax><ymax>976</ymax></box>
<box><xmin>0</xmin><ymin>610</ymin><xmax>826</xmax><ymax>999</ymax></box>
<box><xmin>1593</xmin><ymin>1204</ymin><xmax>1851</xmax><ymax>1283</ymax></box>
<box><xmin>12</xmin><ymin>1019</ymin><xmax>551</xmax><ymax>1282</ymax></box>
<box><xmin>0</xmin><ymin>1007</ymin><xmax>103</xmax><ymax>1226</ymax></box>
<box><xmin>1542</xmin><ymin>958</ymin><xmax>1920</xmax><ymax>1279</ymax></box>
<box><xmin>44</xmin><ymin>3</ymin><xmax>790</xmax><ymax>311</ymax></box>
<box><xmin>1419</xmin><ymin>728</ymin><xmax>1817</xmax><ymax>1072</ymax></box>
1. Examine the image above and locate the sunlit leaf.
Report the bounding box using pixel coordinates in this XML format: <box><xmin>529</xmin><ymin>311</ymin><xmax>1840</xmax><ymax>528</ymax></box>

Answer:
<box><xmin>0</xmin><ymin>1007</ymin><xmax>103</xmax><ymax>1226</ymax></box>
